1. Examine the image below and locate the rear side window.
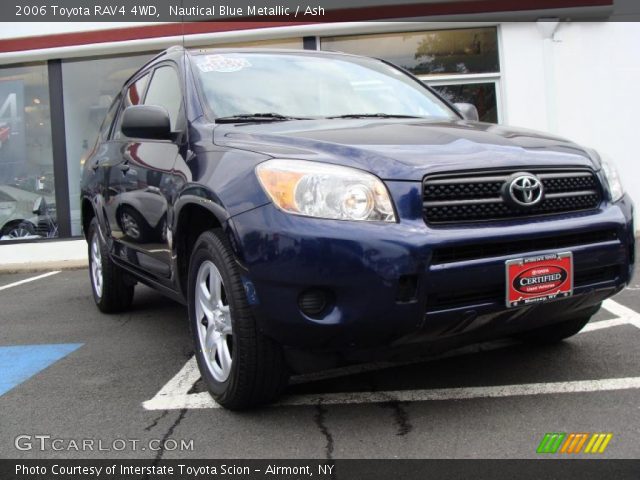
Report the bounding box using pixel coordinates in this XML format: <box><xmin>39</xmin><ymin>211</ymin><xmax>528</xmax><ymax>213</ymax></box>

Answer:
<box><xmin>143</xmin><ymin>66</ymin><xmax>182</xmax><ymax>131</ymax></box>
<box><xmin>114</xmin><ymin>74</ymin><xmax>149</xmax><ymax>139</ymax></box>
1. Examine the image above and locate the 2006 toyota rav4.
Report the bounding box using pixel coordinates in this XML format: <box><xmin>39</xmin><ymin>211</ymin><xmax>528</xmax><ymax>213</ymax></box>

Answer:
<box><xmin>81</xmin><ymin>47</ymin><xmax>635</xmax><ymax>409</ymax></box>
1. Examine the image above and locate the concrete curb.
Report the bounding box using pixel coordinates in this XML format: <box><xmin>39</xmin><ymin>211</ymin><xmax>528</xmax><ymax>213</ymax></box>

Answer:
<box><xmin>0</xmin><ymin>239</ymin><xmax>88</xmax><ymax>274</ymax></box>
<box><xmin>0</xmin><ymin>259</ymin><xmax>88</xmax><ymax>274</ymax></box>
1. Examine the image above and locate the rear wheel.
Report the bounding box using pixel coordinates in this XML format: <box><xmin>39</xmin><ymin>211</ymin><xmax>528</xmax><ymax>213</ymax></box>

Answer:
<box><xmin>516</xmin><ymin>305</ymin><xmax>600</xmax><ymax>344</ymax></box>
<box><xmin>88</xmin><ymin>218</ymin><xmax>134</xmax><ymax>313</ymax></box>
<box><xmin>188</xmin><ymin>229</ymin><xmax>289</xmax><ymax>410</ymax></box>
<box><xmin>118</xmin><ymin>206</ymin><xmax>152</xmax><ymax>242</ymax></box>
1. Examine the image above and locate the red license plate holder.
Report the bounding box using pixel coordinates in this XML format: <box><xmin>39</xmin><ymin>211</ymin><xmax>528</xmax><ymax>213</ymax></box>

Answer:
<box><xmin>506</xmin><ymin>252</ymin><xmax>573</xmax><ymax>308</ymax></box>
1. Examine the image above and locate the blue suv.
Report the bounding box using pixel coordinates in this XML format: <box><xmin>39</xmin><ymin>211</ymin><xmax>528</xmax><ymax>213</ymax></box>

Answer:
<box><xmin>81</xmin><ymin>47</ymin><xmax>635</xmax><ymax>409</ymax></box>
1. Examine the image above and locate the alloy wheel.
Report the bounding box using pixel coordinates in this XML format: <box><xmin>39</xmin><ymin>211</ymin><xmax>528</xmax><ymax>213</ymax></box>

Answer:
<box><xmin>8</xmin><ymin>226</ymin><xmax>32</xmax><ymax>238</ymax></box>
<box><xmin>195</xmin><ymin>260</ymin><xmax>233</xmax><ymax>382</ymax></box>
<box><xmin>90</xmin><ymin>233</ymin><xmax>103</xmax><ymax>298</ymax></box>
<box><xmin>120</xmin><ymin>212</ymin><xmax>141</xmax><ymax>239</ymax></box>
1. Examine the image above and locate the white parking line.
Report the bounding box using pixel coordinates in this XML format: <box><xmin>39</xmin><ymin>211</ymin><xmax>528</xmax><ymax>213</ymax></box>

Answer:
<box><xmin>277</xmin><ymin>376</ymin><xmax>640</xmax><ymax>407</ymax></box>
<box><xmin>143</xmin><ymin>298</ymin><xmax>640</xmax><ymax>411</ymax></box>
<box><xmin>144</xmin><ymin>375</ymin><xmax>640</xmax><ymax>410</ymax></box>
<box><xmin>0</xmin><ymin>271</ymin><xmax>60</xmax><ymax>292</ymax></box>
<box><xmin>580</xmin><ymin>317</ymin><xmax>629</xmax><ymax>332</ymax></box>
<box><xmin>602</xmin><ymin>299</ymin><xmax>640</xmax><ymax>329</ymax></box>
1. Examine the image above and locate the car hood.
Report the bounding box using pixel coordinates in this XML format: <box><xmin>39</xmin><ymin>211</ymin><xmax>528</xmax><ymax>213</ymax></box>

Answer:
<box><xmin>213</xmin><ymin>119</ymin><xmax>597</xmax><ymax>181</ymax></box>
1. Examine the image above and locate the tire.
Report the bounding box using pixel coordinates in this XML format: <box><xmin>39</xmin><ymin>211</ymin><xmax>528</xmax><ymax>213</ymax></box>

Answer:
<box><xmin>515</xmin><ymin>304</ymin><xmax>600</xmax><ymax>344</ymax></box>
<box><xmin>4</xmin><ymin>221</ymin><xmax>35</xmax><ymax>239</ymax></box>
<box><xmin>118</xmin><ymin>206</ymin><xmax>152</xmax><ymax>242</ymax></box>
<box><xmin>88</xmin><ymin>217</ymin><xmax>134</xmax><ymax>313</ymax></box>
<box><xmin>188</xmin><ymin>229</ymin><xmax>289</xmax><ymax>410</ymax></box>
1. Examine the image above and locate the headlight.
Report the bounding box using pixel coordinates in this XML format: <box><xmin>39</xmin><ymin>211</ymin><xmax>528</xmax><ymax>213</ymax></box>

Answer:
<box><xmin>599</xmin><ymin>153</ymin><xmax>624</xmax><ymax>202</ymax></box>
<box><xmin>256</xmin><ymin>159</ymin><xmax>396</xmax><ymax>222</ymax></box>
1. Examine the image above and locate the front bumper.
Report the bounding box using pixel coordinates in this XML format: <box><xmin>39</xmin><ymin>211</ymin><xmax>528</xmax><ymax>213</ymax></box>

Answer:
<box><xmin>227</xmin><ymin>182</ymin><xmax>634</xmax><ymax>354</ymax></box>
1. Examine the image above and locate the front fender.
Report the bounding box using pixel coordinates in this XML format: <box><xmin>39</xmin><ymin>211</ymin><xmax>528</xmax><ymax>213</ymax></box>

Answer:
<box><xmin>177</xmin><ymin>145</ymin><xmax>272</xmax><ymax>218</ymax></box>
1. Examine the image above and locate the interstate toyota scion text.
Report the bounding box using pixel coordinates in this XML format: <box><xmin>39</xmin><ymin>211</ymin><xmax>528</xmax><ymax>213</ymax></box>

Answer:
<box><xmin>81</xmin><ymin>47</ymin><xmax>635</xmax><ymax>409</ymax></box>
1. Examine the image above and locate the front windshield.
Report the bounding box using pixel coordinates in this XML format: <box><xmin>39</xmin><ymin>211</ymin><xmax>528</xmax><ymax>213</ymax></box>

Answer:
<box><xmin>191</xmin><ymin>51</ymin><xmax>457</xmax><ymax>120</ymax></box>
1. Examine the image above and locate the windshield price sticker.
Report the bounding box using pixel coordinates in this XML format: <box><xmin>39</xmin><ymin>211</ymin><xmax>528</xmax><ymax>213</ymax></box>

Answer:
<box><xmin>196</xmin><ymin>55</ymin><xmax>252</xmax><ymax>73</ymax></box>
<box><xmin>506</xmin><ymin>252</ymin><xmax>573</xmax><ymax>308</ymax></box>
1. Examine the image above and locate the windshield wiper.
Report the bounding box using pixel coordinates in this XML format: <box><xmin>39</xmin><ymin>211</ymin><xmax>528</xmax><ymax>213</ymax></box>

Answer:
<box><xmin>325</xmin><ymin>113</ymin><xmax>424</xmax><ymax>119</ymax></box>
<box><xmin>215</xmin><ymin>113</ymin><xmax>311</xmax><ymax>123</ymax></box>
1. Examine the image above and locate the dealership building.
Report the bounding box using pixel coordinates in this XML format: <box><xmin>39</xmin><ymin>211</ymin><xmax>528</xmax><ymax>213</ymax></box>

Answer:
<box><xmin>0</xmin><ymin>0</ymin><xmax>638</xmax><ymax>265</ymax></box>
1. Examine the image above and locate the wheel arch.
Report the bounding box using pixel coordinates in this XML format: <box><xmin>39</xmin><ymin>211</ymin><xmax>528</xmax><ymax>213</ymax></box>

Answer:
<box><xmin>1</xmin><ymin>218</ymin><xmax>33</xmax><ymax>236</ymax></box>
<box><xmin>173</xmin><ymin>198</ymin><xmax>234</xmax><ymax>299</ymax></box>
<box><xmin>81</xmin><ymin>197</ymin><xmax>95</xmax><ymax>240</ymax></box>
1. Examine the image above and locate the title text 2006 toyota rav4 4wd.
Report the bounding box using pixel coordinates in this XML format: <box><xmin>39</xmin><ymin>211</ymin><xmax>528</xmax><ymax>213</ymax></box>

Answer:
<box><xmin>81</xmin><ymin>47</ymin><xmax>635</xmax><ymax>409</ymax></box>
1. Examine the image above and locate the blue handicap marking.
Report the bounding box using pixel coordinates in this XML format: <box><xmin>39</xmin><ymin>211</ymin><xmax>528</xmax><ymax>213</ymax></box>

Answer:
<box><xmin>0</xmin><ymin>343</ymin><xmax>83</xmax><ymax>396</ymax></box>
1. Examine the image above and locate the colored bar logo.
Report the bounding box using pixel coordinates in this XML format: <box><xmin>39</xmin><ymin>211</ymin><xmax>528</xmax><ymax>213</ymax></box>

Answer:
<box><xmin>537</xmin><ymin>433</ymin><xmax>613</xmax><ymax>454</ymax></box>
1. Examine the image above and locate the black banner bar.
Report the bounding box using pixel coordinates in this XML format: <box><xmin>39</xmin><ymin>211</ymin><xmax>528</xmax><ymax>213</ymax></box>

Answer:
<box><xmin>1</xmin><ymin>459</ymin><xmax>640</xmax><ymax>480</ymax></box>
<box><xmin>2</xmin><ymin>0</ymin><xmax>617</xmax><ymax>23</ymax></box>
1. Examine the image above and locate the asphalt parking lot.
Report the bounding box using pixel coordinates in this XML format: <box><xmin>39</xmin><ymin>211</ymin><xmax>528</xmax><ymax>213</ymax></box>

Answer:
<box><xmin>1</xmin><ymin>251</ymin><xmax>639</xmax><ymax>460</ymax></box>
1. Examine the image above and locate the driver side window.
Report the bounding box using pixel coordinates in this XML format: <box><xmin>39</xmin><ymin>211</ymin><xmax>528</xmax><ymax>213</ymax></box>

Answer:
<box><xmin>143</xmin><ymin>66</ymin><xmax>182</xmax><ymax>131</ymax></box>
<box><xmin>113</xmin><ymin>73</ymin><xmax>149</xmax><ymax>140</ymax></box>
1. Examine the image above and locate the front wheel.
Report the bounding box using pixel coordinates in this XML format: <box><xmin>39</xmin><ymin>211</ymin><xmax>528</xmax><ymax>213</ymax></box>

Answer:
<box><xmin>5</xmin><ymin>221</ymin><xmax>35</xmax><ymax>239</ymax></box>
<box><xmin>188</xmin><ymin>229</ymin><xmax>289</xmax><ymax>410</ymax></box>
<box><xmin>88</xmin><ymin>218</ymin><xmax>134</xmax><ymax>313</ymax></box>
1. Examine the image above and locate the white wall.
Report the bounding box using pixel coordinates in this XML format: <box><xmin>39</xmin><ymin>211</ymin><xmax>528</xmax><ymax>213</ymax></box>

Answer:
<box><xmin>500</xmin><ymin>21</ymin><xmax>640</xmax><ymax>223</ymax></box>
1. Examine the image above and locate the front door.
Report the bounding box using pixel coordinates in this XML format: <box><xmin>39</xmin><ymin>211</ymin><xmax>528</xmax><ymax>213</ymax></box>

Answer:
<box><xmin>106</xmin><ymin>64</ymin><xmax>185</xmax><ymax>282</ymax></box>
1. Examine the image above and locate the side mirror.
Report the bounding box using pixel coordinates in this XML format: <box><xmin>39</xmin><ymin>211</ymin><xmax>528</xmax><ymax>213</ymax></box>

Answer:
<box><xmin>121</xmin><ymin>105</ymin><xmax>171</xmax><ymax>140</ymax></box>
<box><xmin>454</xmin><ymin>103</ymin><xmax>480</xmax><ymax>122</ymax></box>
<box><xmin>32</xmin><ymin>197</ymin><xmax>46</xmax><ymax>215</ymax></box>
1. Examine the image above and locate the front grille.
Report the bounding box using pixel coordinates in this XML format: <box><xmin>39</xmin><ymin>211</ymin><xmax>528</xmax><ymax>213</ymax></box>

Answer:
<box><xmin>34</xmin><ymin>221</ymin><xmax>50</xmax><ymax>237</ymax></box>
<box><xmin>574</xmin><ymin>265</ymin><xmax>621</xmax><ymax>286</ymax></box>
<box><xmin>432</xmin><ymin>229</ymin><xmax>618</xmax><ymax>264</ymax></box>
<box><xmin>427</xmin><ymin>286</ymin><xmax>502</xmax><ymax>310</ymax></box>
<box><xmin>423</xmin><ymin>169</ymin><xmax>602</xmax><ymax>224</ymax></box>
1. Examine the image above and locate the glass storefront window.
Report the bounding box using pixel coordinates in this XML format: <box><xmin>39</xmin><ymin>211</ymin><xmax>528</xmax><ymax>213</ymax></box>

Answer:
<box><xmin>321</xmin><ymin>28</ymin><xmax>501</xmax><ymax>123</ymax></box>
<box><xmin>432</xmin><ymin>82</ymin><xmax>498</xmax><ymax>123</ymax></box>
<box><xmin>0</xmin><ymin>63</ymin><xmax>56</xmax><ymax>241</ymax></box>
<box><xmin>321</xmin><ymin>28</ymin><xmax>499</xmax><ymax>76</ymax></box>
<box><xmin>62</xmin><ymin>53</ymin><xmax>155</xmax><ymax>236</ymax></box>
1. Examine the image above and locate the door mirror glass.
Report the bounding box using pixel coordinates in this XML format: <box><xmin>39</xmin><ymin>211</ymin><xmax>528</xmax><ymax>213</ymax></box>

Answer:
<box><xmin>32</xmin><ymin>196</ymin><xmax>46</xmax><ymax>215</ymax></box>
<box><xmin>454</xmin><ymin>102</ymin><xmax>480</xmax><ymax>122</ymax></box>
<box><xmin>120</xmin><ymin>105</ymin><xmax>171</xmax><ymax>140</ymax></box>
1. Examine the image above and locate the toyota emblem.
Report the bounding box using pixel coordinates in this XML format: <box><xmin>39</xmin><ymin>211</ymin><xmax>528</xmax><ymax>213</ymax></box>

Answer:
<box><xmin>504</xmin><ymin>173</ymin><xmax>544</xmax><ymax>207</ymax></box>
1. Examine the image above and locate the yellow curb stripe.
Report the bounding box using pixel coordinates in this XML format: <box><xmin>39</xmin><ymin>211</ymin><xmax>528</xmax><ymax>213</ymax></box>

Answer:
<box><xmin>598</xmin><ymin>434</ymin><xmax>613</xmax><ymax>453</ymax></box>
<box><xmin>584</xmin><ymin>434</ymin><xmax>598</xmax><ymax>453</ymax></box>
<box><xmin>590</xmin><ymin>434</ymin><xmax>606</xmax><ymax>454</ymax></box>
